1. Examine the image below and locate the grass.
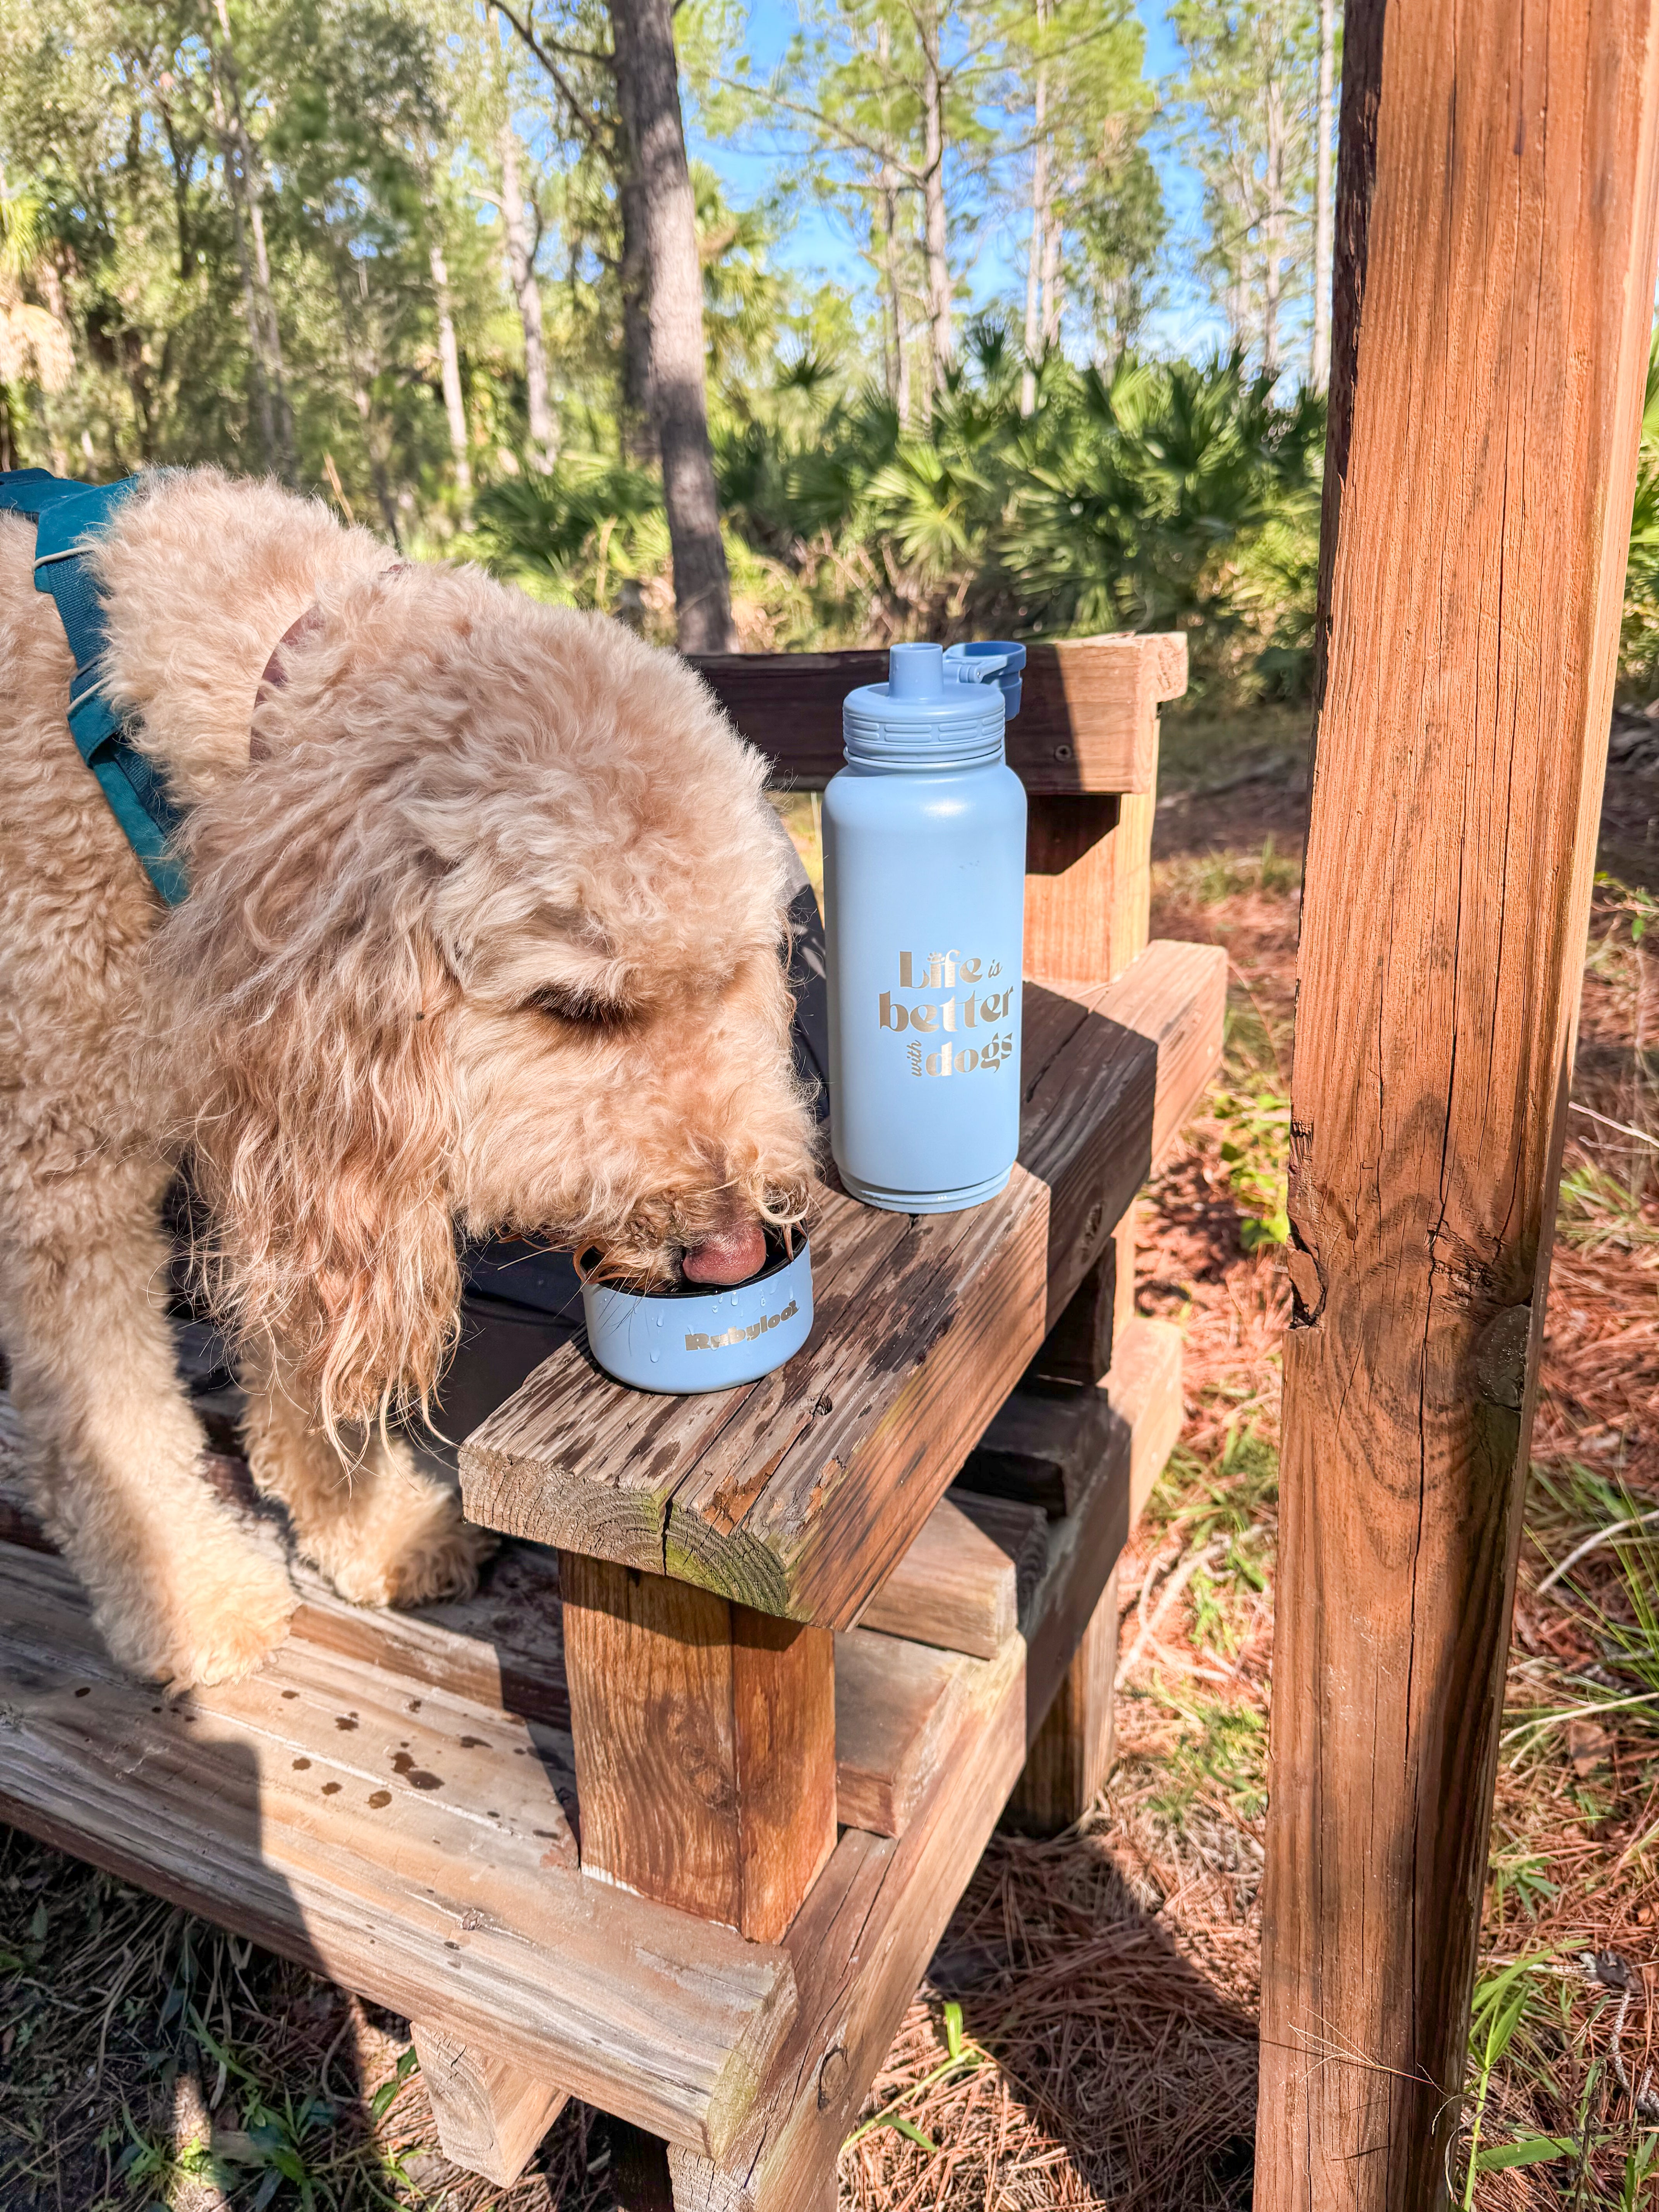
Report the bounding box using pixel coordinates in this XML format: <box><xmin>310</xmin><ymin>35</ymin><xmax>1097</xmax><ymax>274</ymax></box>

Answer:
<box><xmin>1154</xmin><ymin>698</ymin><xmax>1310</xmax><ymax>801</ymax></box>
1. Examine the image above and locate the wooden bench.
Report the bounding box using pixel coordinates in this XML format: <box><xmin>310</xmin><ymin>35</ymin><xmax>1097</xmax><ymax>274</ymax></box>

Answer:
<box><xmin>0</xmin><ymin>634</ymin><xmax>1221</xmax><ymax>2207</ymax></box>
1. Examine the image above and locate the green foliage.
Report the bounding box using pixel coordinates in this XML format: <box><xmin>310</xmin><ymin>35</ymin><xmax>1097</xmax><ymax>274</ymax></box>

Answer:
<box><xmin>1142</xmin><ymin>1693</ymin><xmax>1267</xmax><ymax>1825</ymax></box>
<box><xmin>468</xmin><ymin>318</ymin><xmax>1329</xmax><ymax>666</ymax></box>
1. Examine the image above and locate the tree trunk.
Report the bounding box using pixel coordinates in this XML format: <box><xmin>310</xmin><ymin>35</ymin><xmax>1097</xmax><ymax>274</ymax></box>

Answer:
<box><xmin>210</xmin><ymin>0</ymin><xmax>295</xmax><ymax>482</ymax></box>
<box><xmin>207</xmin><ymin>67</ymin><xmax>279</xmax><ymax>474</ymax></box>
<box><xmin>880</xmin><ymin>168</ymin><xmax>911</xmax><ymax>424</ymax></box>
<box><xmin>609</xmin><ymin>0</ymin><xmax>734</xmax><ymax>653</ymax></box>
<box><xmin>1021</xmin><ymin>13</ymin><xmax>1049</xmax><ymax>417</ymax></box>
<box><xmin>1310</xmin><ymin>0</ymin><xmax>1335</xmax><ymax>390</ymax></box>
<box><xmin>331</xmin><ymin>248</ymin><xmax>402</xmax><ymax>548</ymax></box>
<box><xmin>1262</xmin><ymin>65</ymin><xmax>1285</xmax><ymax>380</ymax></box>
<box><xmin>1040</xmin><ymin>208</ymin><xmax>1063</xmax><ymax>350</ymax></box>
<box><xmin>499</xmin><ymin>123</ymin><xmax>557</xmax><ymax>471</ymax></box>
<box><xmin>616</xmin><ymin>168</ymin><xmax>656</xmax><ymax>464</ymax></box>
<box><xmin>919</xmin><ymin>1</ymin><xmax>952</xmax><ymax>393</ymax></box>
<box><xmin>429</xmin><ymin>237</ymin><xmax>472</xmax><ymax>504</ymax></box>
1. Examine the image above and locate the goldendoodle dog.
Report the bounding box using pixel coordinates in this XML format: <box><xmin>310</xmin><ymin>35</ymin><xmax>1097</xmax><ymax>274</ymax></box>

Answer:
<box><xmin>0</xmin><ymin>467</ymin><xmax>816</xmax><ymax>1690</ymax></box>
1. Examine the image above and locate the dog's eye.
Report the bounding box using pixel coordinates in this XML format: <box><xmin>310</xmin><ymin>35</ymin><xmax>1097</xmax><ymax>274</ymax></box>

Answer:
<box><xmin>525</xmin><ymin>982</ymin><xmax>628</xmax><ymax>1025</ymax></box>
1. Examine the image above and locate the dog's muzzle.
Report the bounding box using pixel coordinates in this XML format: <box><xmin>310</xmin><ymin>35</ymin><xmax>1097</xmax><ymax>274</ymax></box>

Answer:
<box><xmin>682</xmin><ymin>1223</ymin><xmax>768</xmax><ymax>1286</ymax></box>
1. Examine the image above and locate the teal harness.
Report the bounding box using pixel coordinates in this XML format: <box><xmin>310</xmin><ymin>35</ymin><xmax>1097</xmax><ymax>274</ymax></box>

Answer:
<box><xmin>0</xmin><ymin>468</ymin><xmax>186</xmax><ymax>905</ymax></box>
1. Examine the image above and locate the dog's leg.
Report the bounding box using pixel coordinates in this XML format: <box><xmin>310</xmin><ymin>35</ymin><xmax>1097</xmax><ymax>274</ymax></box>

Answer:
<box><xmin>240</xmin><ymin>1344</ymin><xmax>492</xmax><ymax>1609</ymax></box>
<box><xmin>0</xmin><ymin>1173</ymin><xmax>297</xmax><ymax>1689</ymax></box>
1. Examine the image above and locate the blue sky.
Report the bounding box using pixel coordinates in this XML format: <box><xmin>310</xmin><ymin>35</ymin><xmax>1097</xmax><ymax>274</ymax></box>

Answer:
<box><xmin>684</xmin><ymin>1</ymin><xmax>1228</xmax><ymax>361</ymax></box>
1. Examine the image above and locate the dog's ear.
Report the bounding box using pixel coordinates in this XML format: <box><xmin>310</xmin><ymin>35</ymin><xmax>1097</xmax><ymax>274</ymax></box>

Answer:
<box><xmin>158</xmin><ymin>777</ymin><xmax>462</xmax><ymax>1441</ymax></box>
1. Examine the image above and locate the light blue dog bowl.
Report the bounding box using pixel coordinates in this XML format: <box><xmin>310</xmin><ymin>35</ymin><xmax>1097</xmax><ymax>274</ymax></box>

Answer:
<box><xmin>581</xmin><ymin>1236</ymin><xmax>813</xmax><ymax>1393</ymax></box>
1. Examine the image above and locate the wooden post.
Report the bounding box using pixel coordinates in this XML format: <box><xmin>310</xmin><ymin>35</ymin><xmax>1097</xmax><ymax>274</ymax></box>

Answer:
<box><xmin>410</xmin><ymin>2024</ymin><xmax>568</xmax><ymax>2186</ymax></box>
<box><xmin>560</xmin><ymin>1555</ymin><xmax>837</xmax><ymax>1943</ymax></box>
<box><xmin>1001</xmin><ymin>1562</ymin><xmax>1119</xmax><ymax>1835</ymax></box>
<box><xmin>1257</xmin><ymin>3</ymin><xmax>1659</xmax><ymax>2201</ymax></box>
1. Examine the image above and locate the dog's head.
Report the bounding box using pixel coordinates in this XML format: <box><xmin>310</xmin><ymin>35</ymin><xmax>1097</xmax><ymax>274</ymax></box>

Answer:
<box><xmin>157</xmin><ymin>564</ymin><xmax>817</xmax><ymax>1433</ymax></box>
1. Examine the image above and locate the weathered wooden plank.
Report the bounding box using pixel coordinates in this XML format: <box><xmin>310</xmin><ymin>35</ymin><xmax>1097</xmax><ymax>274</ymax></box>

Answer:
<box><xmin>464</xmin><ymin>1168</ymin><xmax>1049</xmax><ymax>1626</ymax></box>
<box><xmin>832</xmin><ymin>1626</ymin><xmax>996</xmax><ymax>1837</ymax></box>
<box><xmin>0</xmin><ymin>1542</ymin><xmax>796</xmax><ymax>2159</ymax></box>
<box><xmin>410</xmin><ymin>2024</ymin><xmax>569</xmax><ymax>2186</ymax></box>
<box><xmin>460</xmin><ymin>941</ymin><xmax>1221</xmax><ymax>1628</ymax></box>
<box><xmin>659</xmin><ymin>1333</ymin><xmax>1174</xmax><ymax>2207</ymax></box>
<box><xmin>668</xmin><ymin>1630</ymin><xmax>1029</xmax><ymax>2212</ymax></box>
<box><xmin>664</xmin><ymin>1317</ymin><xmax>1184</xmax><ymax>2205</ymax></box>
<box><xmin>1257</xmin><ymin>5</ymin><xmax>1659</xmax><ymax>2200</ymax></box>
<box><xmin>1029</xmin><ymin>1203</ymin><xmax>1137</xmax><ymax>1389</ymax></box>
<box><xmin>951</xmin><ymin>1492</ymin><xmax>1051</xmax><ymax>1622</ymax></box>
<box><xmin>560</xmin><ymin>1556</ymin><xmax>836</xmax><ymax>1942</ymax></box>
<box><xmin>851</xmin><ymin>1493</ymin><xmax>1017</xmax><ymax>1657</ymax></box>
<box><xmin>954</xmin><ymin>1379</ymin><xmax>1116</xmax><ymax>1519</ymax></box>
<box><xmin>0</xmin><ymin>1445</ymin><xmax>1040</xmax><ymax>1864</ymax></box>
<box><xmin>663</xmin><ymin>1172</ymin><xmax>1050</xmax><ymax>1624</ymax></box>
<box><xmin>1113</xmin><ymin>1315</ymin><xmax>1184</xmax><ymax>1530</ymax></box>
<box><xmin>1024</xmin><ymin>783</ymin><xmax>1156</xmax><ymax>986</ymax></box>
<box><xmin>689</xmin><ymin>634</ymin><xmax>1186</xmax><ymax>795</ymax></box>
<box><xmin>1003</xmin><ymin>1563</ymin><xmax>1119</xmax><ymax>1837</ymax></box>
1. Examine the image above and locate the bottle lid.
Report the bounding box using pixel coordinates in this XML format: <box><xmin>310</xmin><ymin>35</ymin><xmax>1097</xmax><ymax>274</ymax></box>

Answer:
<box><xmin>843</xmin><ymin>641</ymin><xmax>1027</xmax><ymax>770</ymax></box>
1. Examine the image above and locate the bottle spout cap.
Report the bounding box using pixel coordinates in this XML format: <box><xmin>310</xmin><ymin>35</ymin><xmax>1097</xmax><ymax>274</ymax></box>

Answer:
<box><xmin>842</xmin><ymin>637</ymin><xmax>1019</xmax><ymax>770</ymax></box>
<box><xmin>943</xmin><ymin>640</ymin><xmax>1026</xmax><ymax>721</ymax></box>
<box><xmin>887</xmin><ymin>642</ymin><xmax>945</xmax><ymax>699</ymax></box>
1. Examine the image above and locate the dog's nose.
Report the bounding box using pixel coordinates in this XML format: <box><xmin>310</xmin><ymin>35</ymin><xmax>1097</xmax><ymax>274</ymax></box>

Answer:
<box><xmin>682</xmin><ymin>1223</ymin><xmax>767</xmax><ymax>1286</ymax></box>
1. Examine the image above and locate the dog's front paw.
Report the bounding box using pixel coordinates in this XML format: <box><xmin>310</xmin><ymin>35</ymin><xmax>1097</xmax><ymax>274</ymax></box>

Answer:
<box><xmin>315</xmin><ymin>1474</ymin><xmax>495</xmax><ymax>1611</ymax></box>
<box><xmin>104</xmin><ymin>1549</ymin><xmax>297</xmax><ymax>1692</ymax></box>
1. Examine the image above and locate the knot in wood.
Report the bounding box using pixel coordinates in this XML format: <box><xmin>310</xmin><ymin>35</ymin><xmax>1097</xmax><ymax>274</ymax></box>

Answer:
<box><xmin>817</xmin><ymin>2045</ymin><xmax>850</xmax><ymax>2109</ymax></box>
<box><xmin>1475</xmin><ymin>1304</ymin><xmax>1532</xmax><ymax>1410</ymax></box>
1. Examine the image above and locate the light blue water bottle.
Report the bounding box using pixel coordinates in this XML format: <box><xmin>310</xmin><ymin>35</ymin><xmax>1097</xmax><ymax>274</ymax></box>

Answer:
<box><xmin>823</xmin><ymin>641</ymin><xmax>1027</xmax><ymax>1213</ymax></box>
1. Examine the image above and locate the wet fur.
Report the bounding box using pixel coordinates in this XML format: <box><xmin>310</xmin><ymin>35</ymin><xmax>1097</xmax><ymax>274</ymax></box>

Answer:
<box><xmin>0</xmin><ymin>469</ymin><xmax>815</xmax><ymax>1688</ymax></box>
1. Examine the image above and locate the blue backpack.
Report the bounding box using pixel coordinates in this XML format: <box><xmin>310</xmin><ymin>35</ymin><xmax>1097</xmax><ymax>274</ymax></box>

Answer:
<box><xmin>0</xmin><ymin>468</ymin><xmax>185</xmax><ymax>904</ymax></box>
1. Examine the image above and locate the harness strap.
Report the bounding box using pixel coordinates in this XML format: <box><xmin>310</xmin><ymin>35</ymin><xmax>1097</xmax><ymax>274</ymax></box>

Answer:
<box><xmin>0</xmin><ymin>468</ymin><xmax>187</xmax><ymax>905</ymax></box>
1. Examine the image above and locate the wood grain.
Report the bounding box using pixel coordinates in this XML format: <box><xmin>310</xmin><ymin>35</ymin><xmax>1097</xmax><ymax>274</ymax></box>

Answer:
<box><xmin>955</xmin><ymin>1379</ymin><xmax>1116</xmax><ymax>1519</ymax></box>
<box><xmin>852</xmin><ymin>1494</ymin><xmax>1017</xmax><ymax>1657</ymax></box>
<box><xmin>1020</xmin><ymin>941</ymin><xmax>1224</xmax><ymax>1331</ymax></box>
<box><xmin>687</xmin><ymin>634</ymin><xmax>1186</xmax><ymax>795</ymax></box>
<box><xmin>560</xmin><ymin>1556</ymin><xmax>836</xmax><ymax>1941</ymax></box>
<box><xmin>1112</xmin><ymin>1315</ymin><xmax>1184</xmax><ymax>1530</ymax></box>
<box><xmin>1030</xmin><ymin>1205</ymin><xmax>1137</xmax><ymax>1389</ymax></box>
<box><xmin>952</xmin><ymin>1492</ymin><xmax>1051</xmax><ymax>1623</ymax></box>
<box><xmin>669</xmin><ymin>1632</ymin><xmax>1029</xmax><ymax>2212</ymax></box>
<box><xmin>410</xmin><ymin>2023</ymin><xmax>568</xmax><ymax>2185</ymax></box>
<box><xmin>1256</xmin><ymin>5</ymin><xmax>1659</xmax><ymax>2200</ymax></box>
<box><xmin>0</xmin><ymin>1445</ymin><xmax>1046</xmax><ymax>1876</ymax></box>
<box><xmin>0</xmin><ymin>1542</ymin><xmax>795</xmax><ymax>2158</ymax></box>
<box><xmin>460</xmin><ymin>940</ymin><xmax>1222</xmax><ymax>1628</ymax></box>
<box><xmin>832</xmin><ymin>1627</ymin><xmax>999</xmax><ymax>1836</ymax></box>
<box><xmin>0</xmin><ymin>1307</ymin><xmax>1185</xmax><ymax>2207</ymax></box>
<box><xmin>662</xmin><ymin>1317</ymin><xmax>1182</xmax><ymax>2210</ymax></box>
<box><xmin>1024</xmin><ymin>785</ymin><xmax>1156</xmax><ymax>986</ymax></box>
<box><xmin>1003</xmin><ymin>1563</ymin><xmax>1119</xmax><ymax>1836</ymax></box>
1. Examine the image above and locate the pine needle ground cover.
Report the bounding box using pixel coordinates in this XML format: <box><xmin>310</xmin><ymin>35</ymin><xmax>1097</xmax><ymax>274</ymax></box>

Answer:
<box><xmin>4</xmin><ymin>704</ymin><xmax>1659</xmax><ymax>2210</ymax></box>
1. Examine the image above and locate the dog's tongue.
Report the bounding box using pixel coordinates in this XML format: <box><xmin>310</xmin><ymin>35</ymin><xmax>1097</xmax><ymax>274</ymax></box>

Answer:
<box><xmin>683</xmin><ymin>1224</ymin><xmax>768</xmax><ymax>1286</ymax></box>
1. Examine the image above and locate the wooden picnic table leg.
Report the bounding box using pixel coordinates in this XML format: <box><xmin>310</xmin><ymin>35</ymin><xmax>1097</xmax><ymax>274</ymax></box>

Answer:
<box><xmin>560</xmin><ymin>1553</ymin><xmax>837</xmax><ymax>1942</ymax></box>
<box><xmin>1003</xmin><ymin>1202</ymin><xmax>1139</xmax><ymax>1834</ymax></box>
<box><xmin>1007</xmin><ymin>756</ymin><xmax>1161</xmax><ymax>1836</ymax></box>
<box><xmin>409</xmin><ymin>2022</ymin><xmax>568</xmax><ymax>2185</ymax></box>
<box><xmin>1255</xmin><ymin>0</ymin><xmax>1659</xmax><ymax>2200</ymax></box>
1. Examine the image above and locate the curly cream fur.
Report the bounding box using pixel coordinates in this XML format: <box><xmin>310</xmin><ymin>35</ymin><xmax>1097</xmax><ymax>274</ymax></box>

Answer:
<box><xmin>0</xmin><ymin>468</ymin><xmax>816</xmax><ymax>1689</ymax></box>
